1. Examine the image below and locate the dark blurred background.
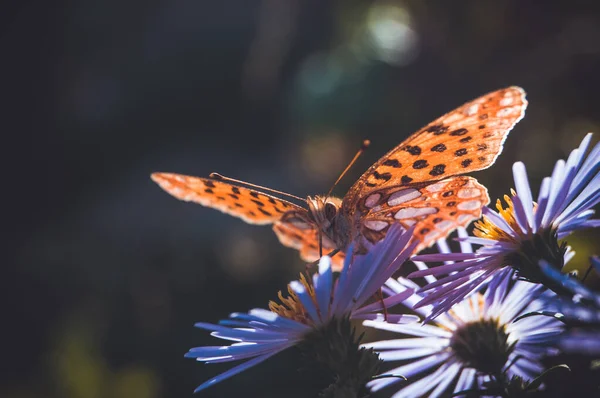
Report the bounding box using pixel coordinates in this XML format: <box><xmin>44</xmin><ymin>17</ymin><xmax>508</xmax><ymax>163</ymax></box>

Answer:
<box><xmin>4</xmin><ymin>1</ymin><xmax>600</xmax><ymax>397</ymax></box>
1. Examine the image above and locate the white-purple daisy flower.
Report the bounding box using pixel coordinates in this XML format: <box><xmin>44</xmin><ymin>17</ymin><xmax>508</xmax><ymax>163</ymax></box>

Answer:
<box><xmin>362</xmin><ymin>269</ymin><xmax>564</xmax><ymax>397</ymax></box>
<box><xmin>410</xmin><ymin>133</ymin><xmax>600</xmax><ymax>318</ymax></box>
<box><xmin>185</xmin><ymin>225</ymin><xmax>419</xmax><ymax>392</ymax></box>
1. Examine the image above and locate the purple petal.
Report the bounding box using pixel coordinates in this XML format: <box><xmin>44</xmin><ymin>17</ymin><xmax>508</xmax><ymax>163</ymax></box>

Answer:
<box><xmin>412</xmin><ymin>252</ymin><xmax>480</xmax><ymax>262</ymax></box>
<box><xmin>456</xmin><ymin>236</ymin><xmax>501</xmax><ymax>246</ymax></box>
<box><xmin>193</xmin><ymin>351</ymin><xmax>282</xmax><ymax>393</ymax></box>
<box><xmin>364</xmin><ymin>337</ymin><xmax>446</xmax><ymax>350</ymax></box>
<box><xmin>513</xmin><ymin>162</ymin><xmax>535</xmax><ymax>231</ymax></box>
<box><xmin>534</xmin><ymin>177</ymin><xmax>551</xmax><ymax>227</ymax></box>
<box><xmin>355</xmin><ymin>313</ymin><xmax>420</xmax><ymax>323</ymax></box>
<box><xmin>482</xmin><ymin>207</ymin><xmax>515</xmax><ymax>236</ymax></box>
<box><xmin>453</xmin><ymin>368</ymin><xmax>476</xmax><ymax>396</ymax></box>
<box><xmin>290</xmin><ymin>281</ymin><xmax>320</xmax><ymax>323</ymax></box>
<box><xmin>510</xmin><ymin>194</ymin><xmax>530</xmax><ymax>234</ymax></box>
<box><xmin>457</xmin><ymin>227</ymin><xmax>473</xmax><ymax>254</ymax></box>
<box><xmin>354</xmin><ymin>288</ymin><xmax>414</xmax><ymax>315</ymax></box>
<box><xmin>410</xmin><ymin>258</ymin><xmax>484</xmax><ymax>278</ymax></box>
<box><xmin>186</xmin><ymin>341</ymin><xmax>291</xmax><ymax>363</ymax></box>
<box><xmin>315</xmin><ymin>256</ymin><xmax>333</xmax><ymax>320</ymax></box>
<box><xmin>378</xmin><ymin>347</ymin><xmax>444</xmax><ymax>361</ymax></box>
<box><xmin>194</xmin><ymin>322</ymin><xmax>290</xmax><ymax>342</ymax></box>
<box><xmin>541</xmin><ymin>159</ymin><xmax>566</xmax><ymax>228</ymax></box>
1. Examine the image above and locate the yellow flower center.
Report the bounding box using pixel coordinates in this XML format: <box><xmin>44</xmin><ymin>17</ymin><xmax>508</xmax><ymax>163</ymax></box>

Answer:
<box><xmin>474</xmin><ymin>191</ymin><xmax>528</xmax><ymax>244</ymax></box>
<box><xmin>268</xmin><ymin>273</ymin><xmax>320</xmax><ymax>326</ymax></box>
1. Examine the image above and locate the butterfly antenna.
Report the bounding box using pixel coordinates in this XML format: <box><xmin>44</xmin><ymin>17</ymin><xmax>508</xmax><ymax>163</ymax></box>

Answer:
<box><xmin>209</xmin><ymin>173</ymin><xmax>306</xmax><ymax>203</ymax></box>
<box><xmin>326</xmin><ymin>139</ymin><xmax>370</xmax><ymax>198</ymax></box>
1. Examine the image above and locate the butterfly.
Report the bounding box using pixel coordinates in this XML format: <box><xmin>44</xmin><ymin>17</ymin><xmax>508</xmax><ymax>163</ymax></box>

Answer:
<box><xmin>152</xmin><ymin>87</ymin><xmax>527</xmax><ymax>270</ymax></box>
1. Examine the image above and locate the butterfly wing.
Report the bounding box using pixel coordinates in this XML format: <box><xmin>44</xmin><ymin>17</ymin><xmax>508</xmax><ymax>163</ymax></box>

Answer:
<box><xmin>153</xmin><ymin>172</ymin><xmax>348</xmax><ymax>266</ymax></box>
<box><xmin>341</xmin><ymin>87</ymin><xmax>525</xmax><ymax>252</ymax></box>
<box><xmin>358</xmin><ymin>176</ymin><xmax>489</xmax><ymax>252</ymax></box>
<box><xmin>273</xmin><ymin>220</ymin><xmax>345</xmax><ymax>271</ymax></box>
<box><xmin>152</xmin><ymin>172</ymin><xmax>307</xmax><ymax>225</ymax></box>
<box><xmin>343</xmin><ymin>86</ymin><xmax>526</xmax><ymax>213</ymax></box>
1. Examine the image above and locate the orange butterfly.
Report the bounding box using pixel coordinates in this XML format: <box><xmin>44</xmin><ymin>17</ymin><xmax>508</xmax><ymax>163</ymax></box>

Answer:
<box><xmin>152</xmin><ymin>87</ymin><xmax>527</xmax><ymax>270</ymax></box>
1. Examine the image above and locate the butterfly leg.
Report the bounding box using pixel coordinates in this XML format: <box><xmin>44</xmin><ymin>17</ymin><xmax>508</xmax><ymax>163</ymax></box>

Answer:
<box><xmin>318</xmin><ymin>230</ymin><xmax>323</xmax><ymax>258</ymax></box>
<box><xmin>582</xmin><ymin>263</ymin><xmax>594</xmax><ymax>282</ymax></box>
<box><xmin>304</xmin><ymin>248</ymin><xmax>341</xmax><ymax>271</ymax></box>
<box><xmin>326</xmin><ymin>248</ymin><xmax>340</xmax><ymax>260</ymax></box>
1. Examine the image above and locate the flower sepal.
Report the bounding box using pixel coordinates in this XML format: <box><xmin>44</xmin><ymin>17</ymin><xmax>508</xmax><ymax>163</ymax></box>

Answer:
<box><xmin>298</xmin><ymin>316</ymin><xmax>382</xmax><ymax>398</ymax></box>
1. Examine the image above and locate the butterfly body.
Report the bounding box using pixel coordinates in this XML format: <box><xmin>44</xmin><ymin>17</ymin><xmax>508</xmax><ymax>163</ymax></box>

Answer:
<box><xmin>152</xmin><ymin>87</ymin><xmax>527</xmax><ymax>269</ymax></box>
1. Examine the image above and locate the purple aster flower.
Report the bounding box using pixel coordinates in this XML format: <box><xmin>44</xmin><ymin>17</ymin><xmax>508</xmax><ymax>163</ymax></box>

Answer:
<box><xmin>362</xmin><ymin>268</ymin><xmax>564</xmax><ymax>397</ymax></box>
<box><xmin>410</xmin><ymin>133</ymin><xmax>600</xmax><ymax>318</ymax></box>
<box><xmin>185</xmin><ymin>225</ymin><xmax>418</xmax><ymax>393</ymax></box>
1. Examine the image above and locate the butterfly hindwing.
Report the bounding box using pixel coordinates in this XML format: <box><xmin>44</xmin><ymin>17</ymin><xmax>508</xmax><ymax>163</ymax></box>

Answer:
<box><xmin>360</xmin><ymin>176</ymin><xmax>490</xmax><ymax>252</ymax></box>
<box><xmin>273</xmin><ymin>220</ymin><xmax>345</xmax><ymax>271</ymax></box>
<box><xmin>151</xmin><ymin>172</ymin><xmax>307</xmax><ymax>225</ymax></box>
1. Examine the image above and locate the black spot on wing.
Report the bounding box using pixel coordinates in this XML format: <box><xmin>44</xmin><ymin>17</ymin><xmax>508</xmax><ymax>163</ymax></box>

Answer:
<box><xmin>429</xmin><ymin>164</ymin><xmax>446</xmax><ymax>176</ymax></box>
<box><xmin>454</xmin><ymin>148</ymin><xmax>468</xmax><ymax>156</ymax></box>
<box><xmin>449</xmin><ymin>128</ymin><xmax>468</xmax><ymax>136</ymax></box>
<box><xmin>461</xmin><ymin>159</ymin><xmax>473</xmax><ymax>168</ymax></box>
<box><xmin>383</xmin><ymin>159</ymin><xmax>402</xmax><ymax>168</ymax></box>
<box><xmin>373</xmin><ymin>171</ymin><xmax>392</xmax><ymax>181</ymax></box>
<box><xmin>426</xmin><ymin>124</ymin><xmax>449</xmax><ymax>135</ymax></box>
<box><xmin>404</xmin><ymin>145</ymin><xmax>422</xmax><ymax>155</ymax></box>
<box><xmin>412</xmin><ymin>160</ymin><xmax>428</xmax><ymax>169</ymax></box>
<box><xmin>258</xmin><ymin>208</ymin><xmax>273</xmax><ymax>216</ymax></box>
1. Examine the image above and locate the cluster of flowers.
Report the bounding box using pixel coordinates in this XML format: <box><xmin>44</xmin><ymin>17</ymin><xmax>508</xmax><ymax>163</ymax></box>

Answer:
<box><xmin>186</xmin><ymin>134</ymin><xmax>600</xmax><ymax>396</ymax></box>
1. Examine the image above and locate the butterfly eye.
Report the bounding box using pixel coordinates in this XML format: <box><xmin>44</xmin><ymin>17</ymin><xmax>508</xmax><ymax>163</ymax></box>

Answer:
<box><xmin>325</xmin><ymin>202</ymin><xmax>337</xmax><ymax>221</ymax></box>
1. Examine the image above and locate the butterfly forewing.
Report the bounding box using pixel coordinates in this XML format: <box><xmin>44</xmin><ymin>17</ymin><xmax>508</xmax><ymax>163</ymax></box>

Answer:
<box><xmin>151</xmin><ymin>172</ymin><xmax>307</xmax><ymax>225</ymax></box>
<box><xmin>343</xmin><ymin>87</ymin><xmax>526</xmax><ymax>214</ymax></box>
<box><xmin>360</xmin><ymin>176</ymin><xmax>490</xmax><ymax>252</ymax></box>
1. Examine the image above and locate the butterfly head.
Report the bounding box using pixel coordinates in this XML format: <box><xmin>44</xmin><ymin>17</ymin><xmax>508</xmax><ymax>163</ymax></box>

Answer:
<box><xmin>307</xmin><ymin>195</ymin><xmax>342</xmax><ymax>232</ymax></box>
